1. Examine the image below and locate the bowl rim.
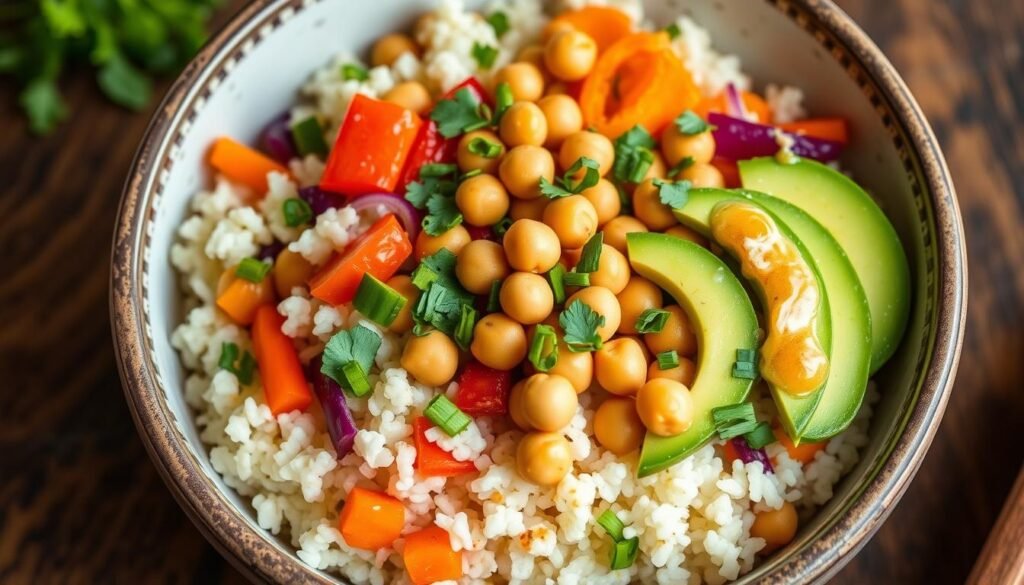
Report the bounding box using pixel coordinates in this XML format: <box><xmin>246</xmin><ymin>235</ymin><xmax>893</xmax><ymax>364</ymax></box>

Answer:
<box><xmin>110</xmin><ymin>0</ymin><xmax>967</xmax><ymax>583</ymax></box>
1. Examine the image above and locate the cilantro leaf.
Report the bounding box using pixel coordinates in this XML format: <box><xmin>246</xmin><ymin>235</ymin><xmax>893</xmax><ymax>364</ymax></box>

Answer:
<box><xmin>486</xmin><ymin>11</ymin><xmax>510</xmax><ymax>37</ymax></box>
<box><xmin>612</xmin><ymin>126</ymin><xmax>657</xmax><ymax>184</ymax></box>
<box><xmin>423</xmin><ymin>193</ymin><xmax>463</xmax><ymax>236</ymax></box>
<box><xmin>412</xmin><ymin>249</ymin><xmax>473</xmax><ymax>302</ymax></box>
<box><xmin>321</xmin><ymin>324</ymin><xmax>382</xmax><ymax>392</ymax></box>
<box><xmin>559</xmin><ymin>300</ymin><xmax>605</xmax><ymax>352</ymax></box>
<box><xmin>404</xmin><ymin>180</ymin><xmax>434</xmax><ymax>209</ymax></box>
<box><xmin>472</xmin><ymin>42</ymin><xmax>499</xmax><ymax>70</ymax></box>
<box><xmin>431</xmin><ymin>87</ymin><xmax>489</xmax><ymax>138</ymax></box>
<box><xmin>539</xmin><ymin>176</ymin><xmax>571</xmax><ymax>199</ymax></box>
<box><xmin>674</xmin><ymin>110</ymin><xmax>711</xmax><ymax>135</ymax></box>
<box><xmin>617</xmin><ymin>125</ymin><xmax>657</xmax><ymax>149</ymax></box>
<box><xmin>539</xmin><ymin>156</ymin><xmax>601</xmax><ymax>199</ymax></box>
<box><xmin>97</xmin><ymin>53</ymin><xmax>152</xmax><ymax>110</ymax></box>
<box><xmin>668</xmin><ymin>155</ymin><xmax>695</xmax><ymax>178</ymax></box>
<box><xmin>413</xmin><ymin>282</ymin><xmax>467</xmax><ymax>336</ymax></box>
<box><xmin>653</xmin><ymin>179</ymin><xmax>691</xmax><ymax>210</ymax></box>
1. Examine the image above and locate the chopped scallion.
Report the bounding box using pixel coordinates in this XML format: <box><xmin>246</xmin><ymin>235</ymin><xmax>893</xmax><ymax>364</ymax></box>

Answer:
<box><xmin>467</xmin><ymin>136</ymin><xmax>502</xmax><ymax>158</ymax></box>
<box><xmin>411</xmin><ymin>263</ymin><xmax>440</xmax><ymax>291</ymax></box>
<box><xmin>657</xmin><ymin>350</ymin><xmax>679</xmax><ymax>370</ymax></box>
<box><xmin>424</xmin><ymin>394</ymin><xmax>473</xmax><ymax>436</ymax></box>
<box><xmin>341</xmin><ymin>360</ymin><xmax>372</xmax><ymax>397</ymax></box>
<box><xmin>290</xmin><ymin>116</ymin><xmax>328</xmax><ymax>157</ymax></box>
<box><xmin>528</xmin><ymin>324</ymin><xmax>559</xmax><ymax>372</ymax></box>
<box><xmin>564</xmin><ymin>271</ymin><xmax>590</xmax><ymax>287</ymax></box>
<box><xmin>218</xmin><ymin>342</ymin><xmax>256</xmax><ymax>385</ymax></box>
<box><xmin>341</xmin><ymin>63</ymin><xmax>369</xmax><ymax>81</ymax></box>
<box><xmin>353</xmin><ymin>273</ymin><xmax>407</xmax><ymax>326</ymax></box>
<box><xmin>718</xmin><ymin>418</ymin><xmax>761</xmax><ymax>439</ymax></box>
<box><xmin>235</xmin><ymin>257</ymin><xmax>271</xmax><ymax>283</ymax></box>
<box><xmin>736</xmin><ymin>348</ymin><xmax>757</xmax><ymax>363</ymax></box>
<box><xmin>487</xmin><ymin>280</ymin><xmax>502</xmax><ymax>312</ymax></box>
<box><xmin>610</xmin><ymin>537</ymin><xmax>640</xmax><ymax>570</ymax></box>
<box><xmin>547</xmin><ymin>264</ymin><xmax>567</xmax><ymax>304</ymax></box>
<box><xmin>596</xmin><ymin>509</ymin><xmax>625</xmax><ymax>541</ymax></box>
<box><xmin>493</xmin><ymin>82</ymin><xmax>514</xmax><ymax>122</ymax></box>
<box><xmin>634</xmin><ymin>308</ymin><xmax>669</xmax><ymax>334</ymax></box>
<box><xmin>282</xmin><ymin>197</ymin><xmax>313</xmax><ymax>227</ymax></box>
<box><xmin>461</xmin><ymin>168</ymin><xmax>483</xmax><ymax>180</ymax></box>
<box><xmin>712</xmin><ymin>403</ymin><xmax>756</xmax><ymax>425</ymax></box>
<box><xmin>732</xmin><ymin>360</ymin><xmax>758</xmax><ymax>380</ymax></box>
<box><xmin>744</xmin><ymin>422</ymin><xmax>776</xmax><ymax>449</ymax></box>
<box><xmin>455</xmin><ymin>304</ymin><xmax>478</xmax><ymax>350</ymax></box>
<box><xmin>576</xmin><ymin>232</ymin><xmax>604</xmax><ymax>273</ymax></box>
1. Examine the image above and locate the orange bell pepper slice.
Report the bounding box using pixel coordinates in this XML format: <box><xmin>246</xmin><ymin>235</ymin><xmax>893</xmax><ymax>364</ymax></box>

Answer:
<box><xmin>338</xmin><ymin>487</ymin><xmax>405</xmax><ymax>551</ymax></box>
<box><xmin>778</xmin><ymin>118</ymin><xmax>849</xmax><ymax>143</ymax></box>
<box><xmin>548</xmin><ymin>6</ymin><xmax>633</xmax><ymax>53</ymax></box>
<box><xmin>251</xmin><ymin>305</ymin><xmax>312</xmax><ymax>415</ymax></box>
<box><xmin>309</xmin><ymin>213</ymin><xmax>412</xmax><ymax>305</ymax></box>
<box><xmin>403</xmin><ymin>525</ymin><xmax>463</xmax><ymax>585</ymax></box>
<box><xmin>579</xmin><ymin>32</ymin><xmax>700</xmax><ymax>139</ymax></box>
<box><xmin>208</xmin><ymin>137</ymin><xmax>291</xmax><ymax>195</ymax></box>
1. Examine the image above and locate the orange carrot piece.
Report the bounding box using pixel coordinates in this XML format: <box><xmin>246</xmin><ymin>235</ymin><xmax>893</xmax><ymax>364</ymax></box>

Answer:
<box><xmin>694</xmin><ymin>91</ymin><xmax>773</xmax><ymax>124</ymax></box>
<box><xmin>403</xmin><ymin>525</ymin><xmax>463</xmax><ymax>585</ymax></box>
<box><xmin>216</xmin><ymin>275</ymin><xmax>275</xmax><ymax>326</ymax></box>
<box><xmin>251</xmin><ymin>305</ymin><xmax>312</xmax><ymax>415</ymax></box>
<box><xmin>412</xmin><ymin>417</ymin><xmax>478</xmax><ymax>477</ymax></box>
<box><xmin>338</xmin><ymin>487</ymin><xmax>405</xmax><ymax>551</ymax></box>
<box><xmin>773</xmin><ymin>427</ymin><xmax>827</xmax><ymax>464</ymax></box>
<box><xmin>778</xmin><ymin>118</ymin><xmax>849</xmax><ymax>143</ymax></box>
<box><xmin>208</xmin><ymin>137</ymin><xmax>290</xmax><ymax>195</ymax></box>
<box><xmin>549</xmin><ymin>6</ymin><xmax>633</xmax><ymax>52</ymax></box>
<box><xmin>310</xmin><ymin>214</ymin><xmax>413</xmax><ymax>305</ymax></box>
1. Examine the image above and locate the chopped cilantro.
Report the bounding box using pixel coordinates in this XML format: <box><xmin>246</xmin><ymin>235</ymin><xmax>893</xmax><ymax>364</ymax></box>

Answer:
<box><xmin>431</xmin><ymin>87</ymin><xmax>489</xmax><ymax>138</ymax></box>
<box><xmin>674</xmin><ymin>110</ymin><xmax>712</xmax><ymax>135</ymax></box>
<box><xmin>653</xmin><ymin>179</ymin><xmax>692</xmax><ymax>210</ymax></box>
<box><xmin>321</xmin><ymin>325</ymin><xmax>382</xmax><ymax>394</ymax></box>
<box><xmin>413</xmin><ymin>282</ymin><xmax>467</xmax><ymax>336</ymax></box>
<box><xmin>559</xmin><ymin>300</ymin><xmax>605</xmax><ymax>352</ymax></box>
<box><xmin>423</xmin><ymin>194</ymin><xmax>464</xmax><ymax>236</ymax></box>
<box><xmin>472</xmin><ymin>42</ymin><xmax>499</xmax><ymax>70</ymax></box>
<box><xmin>612</xmin><ymin>125</ymin><xmax>657</xmax><ymax>183</ymax></box>
<box><xmin>486</xmin><ymin>11</ymin><xmax>510</xmax><ymax>37</ymax></box>
<box><xmin>668</xmin><ymin>155</ymin><xmax>695</xmax><ymax>178</ymax></box>
<box><xmin>576</xmin><ymin>233</ymin><xmax>604</xmax><ymax>273</ymax></box>
<box><xmin>539</xmin><ymin>156</ymin><xmax>601</xmax><ymax>199</ymax></box>
<box><xmin>405</xmin><ymin>172</ymin><xmax>461</xmax><ymax>236</ymax></box>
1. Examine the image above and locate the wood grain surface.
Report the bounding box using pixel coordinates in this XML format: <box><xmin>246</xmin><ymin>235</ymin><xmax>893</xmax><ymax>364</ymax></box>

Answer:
<box><xmin>0</xmin><ymin>1</ymin><xmax>1020</xmax><ymax>583</ymax></box>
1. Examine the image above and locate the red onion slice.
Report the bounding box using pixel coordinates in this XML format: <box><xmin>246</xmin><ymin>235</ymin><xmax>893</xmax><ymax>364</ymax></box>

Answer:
<box><xmin>310</xmin><ymin>357</ymin><xmax>359</xmax><ymax>459</ymax></box>
<box><xmin>348</xmin><ymin>193</ymin><xmax>421</xmax><ymax>242</ymax></box>
<box><xmin>724</xmin><ymin>83</ymin><xmax>749</xmax><ymax>120</ymax></box>
<box><xmin>730</xmin><ymin>437</ymin><xmax>774</xmax><ymax>473</ymax></box>
<box><xmin>259</xmin><ymin>112</ymin><xmax>296</xmax><ymax>163</ymax></box>
<box><xmin>709</xmin><ymin>112</ymin><xmax>844</xmax><ymax>163</ymax></box>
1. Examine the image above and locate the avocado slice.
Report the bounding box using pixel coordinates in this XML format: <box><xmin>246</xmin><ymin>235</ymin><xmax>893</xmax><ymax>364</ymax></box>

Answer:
<box><xmin>676</xmin><ymin>189</ymin><xmax>872</xmax><ymax>442</ymax></box>
<box><xmin>627</xmin><ymin>233</ymin><xmax>759</xmax><ymax>477</ymax></box>
<box><xmin>673</xmin><ymin>195</ymin><xmax>832</xmax><ymax>439</ymax></box>
<box><xmin>739</xmin><ymin>157</ymin><xmax>910</xmax><ymax>373</ymax></box>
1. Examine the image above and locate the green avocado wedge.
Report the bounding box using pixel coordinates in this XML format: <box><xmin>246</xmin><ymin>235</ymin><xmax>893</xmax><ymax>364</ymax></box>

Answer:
<box><xmin>672</xmin><ymin>195</ymin><xmax>831</xmax><ymax>439</ymax></box>
<box><xmin>675</xmin><ymin>188</ymin><xmax>872</xmax><ymax>442</ymax></box>
<box><xmin>627</xmin><ymin>233</ymin><xmax>759</xmax><ymax>477</ymax></box>
<box><xmin>739</xmin><ymin>157</ymin><xmax>910</xmax><ymax>373</ymax></box>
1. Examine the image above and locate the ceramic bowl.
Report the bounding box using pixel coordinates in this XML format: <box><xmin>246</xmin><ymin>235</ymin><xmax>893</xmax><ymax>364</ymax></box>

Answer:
<box><xmin>110</xmin><ymin>0</ymin><xmax>967</xmax><ymax>582</ymax></box>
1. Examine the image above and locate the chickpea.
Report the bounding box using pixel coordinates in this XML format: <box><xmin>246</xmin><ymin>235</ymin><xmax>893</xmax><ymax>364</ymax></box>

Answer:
<box><xmin>542</xmin><ymin>195</ymin><xmax>599</xmax><ymax>249</ymax></box>
<box><xmin>580</xmin><ymin>179</ymin><xmax>621</xmax><ymax>226</ymax></box>
<box><xmin>750</xmin><ymin>502</ymin><xmax>798</xmax><ymax>553</ymax></box>
<box><xmin>517</xmin><ymin>432</ymin><xmax>573</xmax><ymax>486</ymax></box>
<box><xmin>635</xmin><ymin>378</ymin><xmax>695</xmax><ymax>436</ymax></box>
<box><xmin>620</xmin><ymin>334</ymin><xmax>653</xmax><ymax>363</ymax></box>
<box><xmin>386</xmin><ymin>275</ymin><xmax>421</xmax><ymax>333</ymax></box>
<box><xmin>493</xmin><ymin>63</ymin><xmax>546</xmax><ymax>102</ymax></box>
<box><xmin>502</xmin><ymin>219</ymin><xmax>561</xmax><ymax>273</ymax></box>
<box><xmin>273</xmin><ymin>248</ymin><xmax>315</xmax><ymax>298</ymax></box>
<box><xmin>594</xmin><ymin>337</ymin><xmax>648</xmax><ymax>396</ymax></box>
<box><xmin>588</xmin><ymin>244</ymin><xmax>630</xmax><ymax>294</ymax></box>
<box><xmin>594</xmin><ymin>398</ymin><xmax>646</xmax><ymax>455</ymax></box>
<box><xmin>500</xmin><ymin>272</ymin><xmax>555</xmax><ymax>324</ymax></box>
<box><xmin>544</xmin><ymin>81</ymin><xmax>569</xmax><ymax>97</ymax></box>
<box><xmin>661</xmin><ymin>125</ymin><xmax>716</xmax><ymax>166</ymax></box>
<box><xmin>515</xmin><ymin>45</ymin><xmax>548</xmax><ymax>74</ymax></box>
<box><xmin>664</xmin><ymin>224</ymin><xmax>709</xmax><ymax>247</ymax></box>
<box><xmin>456</xmin><ymin>240</ymin><xmax>510</xmax><ymax>295</ymax></box>
<box><xmin>566</xmin><ymin>286</ymin><xmax>621</xmax><ymax>341</ymax></box>
<box><xmin>455</xmin><ymin>174</ymin><xmax>510</xmax><ymax>227</ymax></box>
<box><xmin>371</xmin><ymin>33</ymin><xmax>420</xmax><ymax>67</ymax></box>
<box><xmin>508</xmin><ymin>381</ymin><xmax>532</xmax><ymax>430</ymax></box>
<box><xmin>616</xmin><ymin>276</ymin><xmax>663</xmax><ymax>335</ymax></box>
<box><xmin>457</xmin><ymin>130</ymin><xmax>506</xmax><ymax>175</ymax></box>
<box><xmin>509</xmin><ymin>197</ymin><xmax>549</xmax><ymax>221</ymax></box>
<box><xmin>602</xmin><ymin>216</ymin><xmax>648</xmax><ymax>254</ymax></box>
<box><xmin>648</xmin><ymin>356</ymin><xmax>696</xmax><ymax>386</ymax></box>
<box><xmin>537</xmin><ymin>95</ymin><xmax>583</xmax><ymax>149</ymax></box>
<box><xmin>415</xmin><ymin>224</ymin><xmax>471</xmax><ymax>260</ymax></box>
<box><xmin>499</xmin><ymin>102</ymin><xmax>548</xmax><ymax>147</ymax></box>
<box><xmin>400</xmin><ymin>330</ymin><xmax>459</xmax><ymax>386</ymax></box>
<box><xmin>547</xmin><ymin>344</ymin><xmax>593</xmax><ymax>393</ymax></box>
<box><xmin>499</xmin><ymin>145</ymin><xmax>556</xmax><ymax>200</ymax></box>
<box><xmin>541</xmin><ymin>19</ymin><xmax>575</xmax><ymax>43</ymax></box>
<box><xmin>559</xmin><ymin>131</ymin><xmax>615</xmax><ymax>177</ymax></box>
<box><xmin>470</xmin><ymin>313</ymin><xmax>528</xmax><ymax>370</ymax></box>
<box><xmin>678</xmin><ymin>162</ymin><xmax>726</xmax><ymax>189</ymax></box>
<box><xmin>632</xmin><ymin>179</ymin><xmax>678</xmax><ymax>231</ymax></box>
<box><xmin>521</xmin><ymin>373</ymin><xmax>578</xmax><ymax>431</ymax></box>
<box><xmin>382</xmin><ymin>81</ymin><xmax>432</xmax><ymax>114</ymax></box>
<box><xmin>644</xmin><ymin>305</ymin><xmax>698</xmax><ymax>357</ymax></box>
<box><xmin>544</xmin><ymin>30</ymin><xmax>598</xmax><ymax>82</ymax></box>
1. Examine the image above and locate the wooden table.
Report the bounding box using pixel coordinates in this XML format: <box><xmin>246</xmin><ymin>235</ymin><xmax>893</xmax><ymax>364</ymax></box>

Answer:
<box><xmin>0</xmin><ymin>1</ymin><xmax>1020</xmax><ymax>582</ymax></box>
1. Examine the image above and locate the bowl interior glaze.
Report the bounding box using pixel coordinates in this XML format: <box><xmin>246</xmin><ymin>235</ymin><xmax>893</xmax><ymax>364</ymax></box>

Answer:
<box><xmin>113</xmin><ymin>0</ymin><xmax>965</xmax><ymax>583</ymax></box>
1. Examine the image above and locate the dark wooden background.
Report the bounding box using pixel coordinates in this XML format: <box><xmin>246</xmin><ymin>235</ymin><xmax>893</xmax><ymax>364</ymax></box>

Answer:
<box><xmin>1</xmin><ymin>0</ymin><xmax>1021</xmax><ymax>583</ymax></box>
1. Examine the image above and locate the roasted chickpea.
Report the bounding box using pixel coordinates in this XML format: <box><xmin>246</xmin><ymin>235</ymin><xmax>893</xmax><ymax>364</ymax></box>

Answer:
<box><xmin>566</xmin><ymin>286</ymin><xmax>621</xmax><ymax>341</ymax></box>
<box><xmin>457</xmin><ymin>130</ymin><xmax>506</xmax><ymax>175</ymax></box>
<box><xmin>632</xmin><ymin>179</ymin><xmax>677</xmax><ymax>231</ymax></box>
<box><xmin>386</xmin><ymin>275</ymin><xmax>421</xmax><ymax>333</ymax></box>
<box><xmin>750</xmin><ymin>502</ymin><xmax>798</xmax><ymax>553</ymax></box>
<box><xmin>542</xmin><ymin>195</ymin><xmax>599</xmax><ymax>249</ymax></box>
<box><xmin>500</xmin><ymin>272</ymin><xmax>555</xmax><ymax>324</ymax></box>
<box><xmin>594</xmin><ymin>398</ymin><xmax>646</xmax><ymax>455</ymax></box>
<box><xmin>401</xmin><ymin>330</ymin><xmax>459</xmax><ymax>386</ymax></box>
<box><xmin>509</xmin><ymin>381</ymin><xmax>532</xmax><ymax>429</ymax></box>
<box><xmin>589</xmin><ymin>244</ymin><xmax>630</xmax><ymax>294</ymax></box>
<box><xmin>499</xmin><ymin>102</ymin><xmax>548</xmax><ymax>147</ymax></box>
<box><xmin>471</xmin><ymin>313</ymin><xmax>528</xmax><ymax>370</ymax></box>
<box><xmin>455</xmin><ymin>174</ymin><xmax>510</xmax><ymax>226</ymax></box>
<box><xmin>594</xmin><ymin>337</ymin><xmax>648</xmax><ymax>396</ymax></box>
<box><xmin>502</xmin><ymin>219</ymin><xmax>562</xmax><ymax>273</ymax></box>
<box><xmin>616</xmin><ymin>276</ymin><xmax>663</xmax><ymax>335</ymax></box>
<box><xmin>382</xmin><ymin>81</ymin><xmax>432</xmax><ymax>114</ymax></box>
<box><xmin>559</xmin><ymin>131</ymin><xmax>615</xmax><ymax>177</ymax></box>
<box><xmin>544</xmin><ymin>30</ymin><xmax>598</xmax><ymax>81</ymax></box>
<box><xmin>635</xmin><ymin>378</ymin><xmax>695</xmax><ymax>436</ymax></box>
<box><xmin>537</xmin><ymin>95</ymin><xmax>583</xmax><ymax>148</ymax></box>
<box><xmin>456</xmin><ymin>240</ymin><xmax>510</xmax><ymax>294</ymax></box>
<box><xmin>509</xmin><ymin>197</ymin><xmax>549</xmax><ymax>221</ymax></box>
<box><xmin>644</xmin><ymin>305</ymin><xmax>698</xmax><ymax>357</ymax></box>
<box><xmin>494</xmin><ymin>62</ymin><xmax>546</xmax><ymax>102</ymax></box>
<box><xmin>521</xmin><ymin>373</ymin><xmax>578</xmax><ymax>431</ymax></box>
<box><xmin>647</xmin><ymin>356</ymin><xmax>696</xmax><ymax>386</ymax></box>
<box><xmin>547</xmin><ymin>344</ymin><xmax>593</xmax><ymax>393</ymax></box>
<box><xmin>620</xmin><ymin>333</ymin><xmax>654</xmax><ymax>363</ymax></box>
<box><xmin>664</xmin><ymin>224</ymin><xmax>709</xmax><ymax>247</ymax></box>
<box><xmin>499</xmin><ymin>145</ymin><xmax>556</xmax><ymax>199</ymax></box>
<box><xmin>415</xmin><ymin>224</ymin><xmax>471</xmax><ymax>260</ymax></box>
<box><xmin>602</xmin><ymin>216</ymin><xmax>649</xmax><ymax>254</ymax></box>
<box><xmin>273</xmin><ymin>248</ymin><xmax>315</xmax><ymax>298</ymax></box>
<box><xmin>661</xmin><ymin>125</ymin><xmax>716</xmax><ymax>166</ymax></box>
<box><xmin>678</xmin><ymin>162</ymin><xmax>725</xmax><ymax>188</ymax></box>
<box><xmin>371</xmin><ymin>33</ymin><xmax>420</xmax><ymax>67</ymax></box>
<box><xmin>517</xmin><ymin>432</ymin><xmax>573</xmax><ymax>486</ymax></box>
<box><xmin>580</xmin><ymin>179</ymin><xmax>621</xmax><ymax>226</ymax></box>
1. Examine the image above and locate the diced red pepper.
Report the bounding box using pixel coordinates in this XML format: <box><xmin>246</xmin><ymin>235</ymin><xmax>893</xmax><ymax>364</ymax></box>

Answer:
<box><xmin>412</xmin><ymin>417</ymin><xmax>478</xmax><ymax>477</ymax></box>
<box><xmin>454</xmin><ymin>362</ymin><xmax>512</xmax><ymax>416</ymax></box>
<box><xmin>309</xmin><ymin>214</ymin><xmax>412</xmax><ymax>305</ymax></box>
<box><xmin>320</xmin><ymin>94</ymin><xmax>423</xmax><ymax>197</ymax></box>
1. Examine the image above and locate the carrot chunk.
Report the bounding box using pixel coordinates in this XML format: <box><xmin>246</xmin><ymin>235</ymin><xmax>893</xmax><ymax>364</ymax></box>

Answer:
<box><xmin>403</xmin><ymin>525</ymin><xmax>463</xmax><ymax>585</ymax></box>
<box><xmin>251</xmin><ymin>305</ymin><xmax>312</xmax><ymax>415</ymax></box>
<box><xmin>208</xmin><ymin>137</ymin><xmax>290</xmax><ymax>194</ymax></box>
<box><xmin>338</xmin><ymin>487</ymin><xmax>405</xmax><ymax>551</ymax></box>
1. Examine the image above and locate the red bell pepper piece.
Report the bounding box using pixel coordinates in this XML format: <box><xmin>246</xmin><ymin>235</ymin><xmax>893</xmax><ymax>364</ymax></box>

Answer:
<box><xmin>309</xmin><ymin>214</ymin><xmax>413</xmax><ymax>305</ymax></box>
<box><xmin>454</xmin><ymin>362</ymin><xmax>511</xmax><ymax>416</ymax></box>
<box><xmin>412</xmin><ymin>417</ymin><xmax>478</xmax><ymax>477</ymax></box>
<box><xmin>320</xmin><ymin>94</ymin><xmax>423</xmax><ymax>196</ymax></box>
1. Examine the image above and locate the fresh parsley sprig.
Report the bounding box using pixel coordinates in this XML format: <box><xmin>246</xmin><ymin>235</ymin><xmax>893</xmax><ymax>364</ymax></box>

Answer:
<box><xmin>539</xmin><ymin>156</ymin><xmax>602</xmax><ymax>198</ymax></box>
<box><xmin>559</xmin><ymin>300</ymin><xmax>605</xmax><ymax>352</ymax></box>
<box><xmin>430</xmin><ymin>87</ymin><xmax>490</xmax><ymax>138</ymax></box>
<box><xmin>612</xmin><ymin>125</ymin><xmax>657</xmax><ymax>184</ymax></box>
<box><xmin>405</xmin><ymin>165</ymin><xmax>463</xmax><ymax>236</ymax></box>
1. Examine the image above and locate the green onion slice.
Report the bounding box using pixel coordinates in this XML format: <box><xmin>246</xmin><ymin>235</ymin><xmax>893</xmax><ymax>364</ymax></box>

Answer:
<box><xmin>235</xmin><ymin>257</ymin><xmax>271</xmax><ymax>283</ymax></box>
<box><xmin>576</xmin><ymin>232</ymin><xmax>604</xmax><ymax>273</ymax></box>
<box><xmin>657</xmin><ymin>350</ymin><xmax>679</xmax><ymax>370</ymax></box>
<box><xmin>411</xmin><ymin>263</ymin><xmax>440</xmax><ymax>291</ymax></box>
<box><xmin>528</xmin><ymin>324</ymin><xmax>559</xmax><ymax>372</ymax></box>
<box><xmin>341</xmin><ymin>361</ymin><xmax>372</xmax><ymax>397</ymax></box>
<box><xmin>290</xmin><ymin>116</ymin><xmax>329</xmax><ymax>157</ymax></box>
<box><xmin>547</xmin><ymin>264</ymin><xmax>567</xmax><ymax>305</ymax></box>
<box><xmin>732</xmin><ymin>362</ymin><xmax>758</xmax><ymax>380</ymax></box>
<box><xmin>634</xmin><ymin>308</ymin><xmax>669</xmax><ymax>334</ymax></box>
<box><xmin>424</xmin><ymin>394</ymin><xmax>473</xmax><ymax>436</ymax></box>
<box><xmin>711</xmin><ymin>403</ymin><xmax>756</xmax><ymax>426</ymax></box>
<box><xmin>743</xmin><ymin>422</ymin><xmax>776</xmax><ymax>449</ymax></box>
<box><xmin>455</xmin><ymin>304</ymin><xmax>477</xmax><ymax>350</ymax></box>
<box><xmin>564</xmin><ymin>271</ymin><xmax>590</xmax><ymax>287</ymax></box>
<box><xmin>718</xmin><ymin>419</ymin><xmax>761</xmax><ymax>440</ymax></box>
<box><xmin>736</xmin><ymin>348</ymin><xmax>757</xmax><ymax>363</ymax></box>
<box><xmin>493</xmin><ymin>82</ymin><xmax>514</xmax><ymax>122</ymax></box>
<box><xmin>610</xmin><ymin>537</ymin><xmax>640</xmax><ymax>570</ymax></box>
<box><xmin>467</xmin><ymin>136</ymin><xmax>502</xmax><ymax>158</ymax></box>
<box><xmin>487</xmin><ymin>280</ymin><xmax>502</xmax><ymax>312</ymax></box>
<box><xmin>596</xmin><ymin>509</ymin><xmax>625</xmax><ymax>541</ymax></box>
<box><xmin>353</xmin><ymin>273</ymin><xmax>407</xmax><ymax>326</ymax></box>
<box><xmin>420</xmin><ymin>163</ymin><xmax>459</xmax><ymax>178</ymax></box>
<box><xmin>282</xmin><ymin>197</ymin><xmax>313</xmax><ymax>227</ymax></box>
